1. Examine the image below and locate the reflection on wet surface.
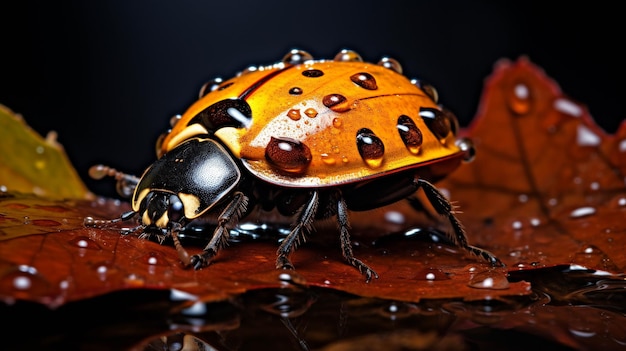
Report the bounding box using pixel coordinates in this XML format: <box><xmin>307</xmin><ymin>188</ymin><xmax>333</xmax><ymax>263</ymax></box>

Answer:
<box><xmin>2</xmin><ymin>265</ymin><xmax>624</xmax><ymax>350</ymax></box>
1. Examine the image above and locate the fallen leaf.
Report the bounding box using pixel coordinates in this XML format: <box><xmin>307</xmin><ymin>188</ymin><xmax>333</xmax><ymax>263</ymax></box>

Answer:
<box><xmin>0</xmin><ymin>104</ymin><xmax>92</xmax><ymax>200</ymax></box>
<box><xmin>1</xmin><ymin>57</ymin><xmax>624</xmax><ymax>308</ymax></box>
<box><xmin>438</xmin><ymin>56</ymin><xmax>626</xmax><ymax>272</ymax></box>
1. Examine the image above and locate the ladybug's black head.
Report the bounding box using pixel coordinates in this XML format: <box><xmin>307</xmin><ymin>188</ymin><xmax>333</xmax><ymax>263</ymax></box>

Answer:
<box><xmin>139</xmin><ymin>192</ymin><xmax>185</xmax><ymax>228</ymax></box>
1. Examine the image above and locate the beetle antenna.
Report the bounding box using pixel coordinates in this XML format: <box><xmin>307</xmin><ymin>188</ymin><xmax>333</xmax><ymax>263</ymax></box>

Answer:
<box><xmin>89</xmin><ymin>164</ymin><xmax>140</xmax><ymax>198</ymax></box>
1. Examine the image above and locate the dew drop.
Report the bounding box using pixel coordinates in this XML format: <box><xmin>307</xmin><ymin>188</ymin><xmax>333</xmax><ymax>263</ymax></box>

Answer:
<box><xmin>356</xmin><ymin>128</ymin><xmax>385</xmax><ymax>168</ymax></box>
<box><xmin>468</xmin><ymin>270</ymin><xmax>510</xmax><ymax>289</ymax></box>
<box><xmin>410</xmin><ymin>79</ymin><xmax>438</xmax><ymax>103</ymax></box>
<box><xmin>125</xmin><ymin>273</ymin><xmax>146</xmax><ymax>287</ymax></box>
<box><xmin>554</xmin><ymin>98</ymin><xmax>583</xmax><ymax>117</ymax></box>
<box><xmin>508</xmin><ymin>82</ymin><xmax>531</xmax><ymax>115</ymax></box>
<box><xmin>396</xmin><ymin>115</ymin><xmax>423</xmax><ymax>154</ymax></box>
<box><xmin>140</xmin><ymin>252</ymin><xmax>168</xmax><ymax>266</ymax></box>
<box><xmin>198</xmin><ymin>77</ymin><xmax>223</xmax><ymax>98</ymax></box>
<box><xmin>287</xmin><ymin>108</ymin><xmax>301</xmax><ymax>121</ymax></box>
<box><xmin>302</xmin><ymin>69</ymin><xmax>324</xmax><ymax>78</ymax></box>
<box><xmin>304</xmin><ymin>108</ymin><xmax>318</xmax><ymax>118</ymax></box>
<box><xmin>569</xmin><ymin>206</ymin><xmax>596</xmax><ymax>218</ymax></box>
<box><xmin>1</xmin><ymin>265</ymin><xmax>50</xmax><ymax>296</ymax></box>
<box><xmin>419</xmin><ymin>107</ymin><xmax>451</xmax><ymax>143</ymax></box>
<box><xmin>384</xmin><ymin>210</ymin><xmax>405</xmax><ymax>224</ymax></box>
<box><xmin>414</xmin><ymin>267</ymin><xmax>449</xmax><ymax>281</ymax></box>
<box><xmin>240</xmin><ymin>65</ymin><xmax>258</xmax><ymax>75</ymax></box>
<box><xmin>321</xmin><ymin>154</ymin><xmax>336</xmax><ymax>165</ymax></box>
<box><xmin>334</xmin><ymin>49</ymin><xmax>363</xmax><ymax>62</ymax></box>
<box><xmin>169</xmin><ymin>114</ymin><xmax>182</xmax><ymax>127</ymax></box>
<box><xmin>350</xmin><ymin>72</ymin><xmax>378</xmax><ymax>90</ymax></box>
<box><xmin>530</xmin><ymin>217</ymin><xmax>541</xmax><ymax>227</ymax></box>
<box><xmin>69</xmin><ymin>236</ymin><xmax>101</xmax><ymax>250</ymax></box>
<box><xmin>265</xmin><ymin>137</ymin><xmax>312</xmax><ymax>174</ymax></box>
<box><xmin>378</xmin><ymin>56</ymin><xmax>402</xmax><ymax>74</ymax></box>
<box><xmin>288</xmin><ymin>87</ymin><xmax>303</xmax><ymax>95</ymax></box>
<box><xmin>332</xmin><ymin>117</ymin><xmax>342</xmax><ymax>128</ymax></box>
<box><xmin>282</xmin><ymin>49</ymin><xmax>313</xmax><ymax>65</ymax></box>
<box><xmin>322</xmin><ymin>93</ymin><xmax>350</xmax><ymax>112</ymax></box>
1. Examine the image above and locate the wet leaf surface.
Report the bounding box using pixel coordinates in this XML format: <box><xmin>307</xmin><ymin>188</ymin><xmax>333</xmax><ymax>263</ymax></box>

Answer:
<box><xmin>1</xmin><ymin>57</ymin><xmax>625</xmax><ymax>350</ymax></box>
<box><xmin>438</xmin><ymin>57</ymin><xmax>626</xmax><ymax>273</ymax></box>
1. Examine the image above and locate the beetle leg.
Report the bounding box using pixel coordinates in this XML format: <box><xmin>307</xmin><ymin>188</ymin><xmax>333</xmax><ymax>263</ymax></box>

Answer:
<box><xmin>276</xmin><ymin>191</ymin><xmax>319</xmax><ymax>271</ymax></box>
<box><xmin>337</xmin><ymin>196</ymin><xmax>379</xmax><ymax>282</ymax></box>
<box><xmin>170</xmin><ymin>222</ymin><xmax>191</xmax><ymax>266</ymax></box>
<box><xmin>189</xmin><ymin>191</ymin><xmax>249</xmax><ymax>270</ymax></box>
<box><xmin>416</xmin><ymin>178</ymin><xmax>504</xmax><ymax>267</ymax></box>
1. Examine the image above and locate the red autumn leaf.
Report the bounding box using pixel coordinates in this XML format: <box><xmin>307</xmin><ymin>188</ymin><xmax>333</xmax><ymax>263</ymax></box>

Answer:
<box><xmin>1</xmin><ymin>57</ymin><xmax>623</xmax><ymax>308</ymax></box>
<box><xmin>438</xmin><ymin>57</ymin><xmax>626</xmax><ymax>273</ymax></box>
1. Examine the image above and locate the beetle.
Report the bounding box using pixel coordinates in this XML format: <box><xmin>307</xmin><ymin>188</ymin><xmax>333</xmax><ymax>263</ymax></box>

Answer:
<box><xmin>86</xmin><ymin>49</ymin><xmax>502</xmax><ymax>281</ymax></box>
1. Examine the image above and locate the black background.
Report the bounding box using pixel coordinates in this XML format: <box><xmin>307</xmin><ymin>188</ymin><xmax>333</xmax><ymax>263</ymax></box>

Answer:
<box><xmin>2</xmin><ymin>1</ymin><xmax>623</xmax><ymax>198</ymax></box>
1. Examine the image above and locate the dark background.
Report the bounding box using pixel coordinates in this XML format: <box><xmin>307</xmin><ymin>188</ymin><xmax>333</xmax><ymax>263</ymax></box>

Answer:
<box><xmin>2</xmin><ymin>1</ymin><xmax>623</xmax><ymax>198</ymax></box>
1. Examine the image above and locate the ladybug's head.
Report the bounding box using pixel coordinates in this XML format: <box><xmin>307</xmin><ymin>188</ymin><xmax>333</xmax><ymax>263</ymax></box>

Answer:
<box><xmin>137</xmin><ymin>192</ymin><xmax>185</xmax><ymax>228</ymax></box>
<box><xmin>132</xmin><ymin>137</ymin><xmax>243</xmax><ymax>229</ymax></box>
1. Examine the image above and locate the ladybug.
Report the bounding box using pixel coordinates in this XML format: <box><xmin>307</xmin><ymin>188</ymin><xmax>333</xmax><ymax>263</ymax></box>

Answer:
<box><xmin>86</xmin><ymin>49</ymin><xmax>502</xmax><ymax>282</ymax></box>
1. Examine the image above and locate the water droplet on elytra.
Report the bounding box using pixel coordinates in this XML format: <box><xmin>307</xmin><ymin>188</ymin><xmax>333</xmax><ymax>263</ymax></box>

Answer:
<box><xmin>323</xmin><ymin>93</ymin><xmax>350</xmax><ymax>112</ymax></box>
<box><xmin>287</xmin><ymin>108</ymin><xmax>301</xmax><ymax>121</ymax></box>
<box><xmin>265</xmin><ymin>137</ymin><xmax>312</xmax><ymax>174</ymax></box>
<box><xmin>356</xmin><ymin>128</ymin><xmax>384</xmax><ymax>168</ymax></box>
<box><xmin>419</xmin><ymin>107</ymin><xmax>451</xmax><ymax>143</ymax></box>
<box><xmin>321</xmin><ymin>154</ymin><xmax>336</xmax><ymax>165</ymax></box>
<box><xmin>332</xmin><ymin>117</ymin><xmax>342</xmax><ymax>128</ymax></box>
<box><xmin>378</xmin><ymin>57</ymin><xmax>402</xmax><ymax>74</ymax></box>
<box><xmin>397</xmin><ymin>115</ymin><xmax>423</xmax><ymax>154</ymax></box>
<box><xmin>288</xmin><ymin>87</ymin><xmax>303</xmax><ymax>95</ymax></box>
<box><xmin>411</xmin><ymin>78</ymin><xmax>439</xmax><ymax>103</ymax></box>
<box><xmin>304</xmin><ymin>108</ymin><xmax>318</xmax><ymax>118</ymax></box>
<box><xmin>334</xmin><ymin>49</ymin><xmax>363</xmax><ymax>62</ymax></box>
<box><xmin>350</xmin><ymin>72</ymin><xmax>378</xmax><ymax>90</ymax></box>
<box><xmin>283</xmin><ymin>49</ymin><xmax>313</xmax><ymax>65</ymax></box>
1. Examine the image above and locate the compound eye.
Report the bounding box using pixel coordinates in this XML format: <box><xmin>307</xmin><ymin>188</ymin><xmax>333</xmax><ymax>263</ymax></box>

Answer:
<box><xmin>167</xmin><ymin>194</ymin><xmax>184</xmax><ymax>223</ymax></box>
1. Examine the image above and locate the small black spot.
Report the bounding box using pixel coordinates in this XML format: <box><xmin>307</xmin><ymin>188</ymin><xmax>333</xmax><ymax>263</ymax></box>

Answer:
<box><xmin>302</xmin><ymin>69</ymin><xmax>324</xmax><ymax>78</ymax></box>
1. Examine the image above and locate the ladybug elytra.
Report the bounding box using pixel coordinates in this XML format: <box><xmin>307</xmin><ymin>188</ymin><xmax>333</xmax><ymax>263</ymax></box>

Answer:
<box><xmin>86</xmin><ymin>49</ymin><xmax>502</xmax><ymax>281</ymax></box>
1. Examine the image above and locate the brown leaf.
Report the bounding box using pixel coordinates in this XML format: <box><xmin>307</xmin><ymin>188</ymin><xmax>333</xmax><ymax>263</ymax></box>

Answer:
<box><xmin>438</xmin><ymin>57</ymin><xmax>626</xmax><ymax>272</ymax></box>
<box><xmin>2</xmin><ymin>57</ymin><xmax>623</xmax><ymax>308</ymax></box>
<box><xmin>0</xmin><ymin>194</ymin><xmax>530</xmax><ymax>307</ymax></box>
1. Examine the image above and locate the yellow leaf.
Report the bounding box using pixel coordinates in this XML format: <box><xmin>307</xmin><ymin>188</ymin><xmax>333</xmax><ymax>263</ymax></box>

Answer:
<box><xmin>0</xmin><ymin>104</ymin><xmax>92</xmax><ymax>199</ymax></box>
